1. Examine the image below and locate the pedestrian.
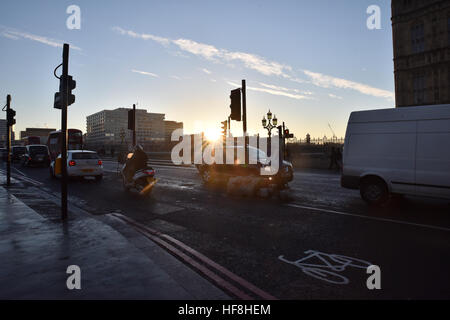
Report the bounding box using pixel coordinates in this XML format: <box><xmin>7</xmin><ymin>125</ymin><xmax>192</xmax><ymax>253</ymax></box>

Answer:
<box><xmin>328</xmin><ymin>147</ymin><xmax>337</xmax><ymax>170</ymax></box>
<box><xmin>336</xmin><ymin>147</ymin><xmax>343</xmax><ymax>171</ymax></box>
<box><xmin>111</xmin><ymin>147</ymin><xmax>115</xmax><ymax>158</ymax></box>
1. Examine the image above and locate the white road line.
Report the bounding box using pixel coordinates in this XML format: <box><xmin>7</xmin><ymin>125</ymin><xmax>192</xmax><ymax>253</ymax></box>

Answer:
<box><xmin>286</xmin><ymin>203</ymin><xmax>450</xmax><ymax>233</ymax></box>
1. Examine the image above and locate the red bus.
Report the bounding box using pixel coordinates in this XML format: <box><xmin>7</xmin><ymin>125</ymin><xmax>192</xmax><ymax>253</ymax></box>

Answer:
<box><xmin>21</xmin><ymin>136</ymin><xmax>41</xmax><ymax>145</ymax></box>
<box><xmin>47</xmin><ymin>129</ymin><xmax>83</xmax><ymax>160</ymax></box>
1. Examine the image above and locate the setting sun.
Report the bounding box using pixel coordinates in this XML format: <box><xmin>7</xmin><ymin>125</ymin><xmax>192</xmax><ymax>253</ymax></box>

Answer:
<box><xmin>203</xmin><ymin>127</ymin><xmax>222</xmax><ymax>142</ymax></box>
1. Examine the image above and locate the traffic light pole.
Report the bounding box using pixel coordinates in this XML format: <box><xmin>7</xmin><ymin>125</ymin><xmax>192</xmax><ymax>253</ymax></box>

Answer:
<box><xmin>282</xmin><ymin>121</ymin><xmax>286</xmax><ymax>160</ymax></box>
<box><xmin>6</xmin><ymin>95</ymin><xmax>11</xmax><ymax>186</ymax></box>
<box><xmin>242</xmin><ymin>79</ymin><xmax>248</xmax><ymax>165</ymax></box>
<box><xmin>61</xmin><ymin>44</ymin><xmax>69</xmax><ymax>220</ymax></box>
<box><xmin>132</xmin><ymin>104</ymin><xmax>136</xmax><ymax>147</ymax></box>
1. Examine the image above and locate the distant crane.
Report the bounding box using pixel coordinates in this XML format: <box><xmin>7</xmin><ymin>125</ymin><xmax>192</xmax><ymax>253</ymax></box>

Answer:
<box><xmin>328</xmin><ymin>123</ymin><xmax>337</xmax><ymax>141</ymax></box>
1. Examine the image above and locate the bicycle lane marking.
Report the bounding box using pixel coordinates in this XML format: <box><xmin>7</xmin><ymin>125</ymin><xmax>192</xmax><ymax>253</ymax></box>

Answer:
<box><xmin>286</xmin><ymin>203</ymin><xmax>450</xmax><ymax>233</ymax></box>
<box><xmin>278</xmin><ymin>250</ymin><xmax>373</xmax><ymax>285</ymax></box>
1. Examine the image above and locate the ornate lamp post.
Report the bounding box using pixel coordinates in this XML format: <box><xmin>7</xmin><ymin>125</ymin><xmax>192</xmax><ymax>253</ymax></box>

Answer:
<box><xmin>262</xmin><ymin>109</ymin><xmax>278</xmax><ymax>156</ymax></box>
<box><xmin>262</xmin><ymin>109</ymin><xmax>278</xmax><ymax>137</ymax></box>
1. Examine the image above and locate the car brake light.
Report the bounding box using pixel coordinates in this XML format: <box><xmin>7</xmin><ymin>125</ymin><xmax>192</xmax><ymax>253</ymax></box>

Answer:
<box><xmin>69</xmin><ymin>160</ymin><xmax>76</xmax><ymax>166</ymax></box>
<box><xmin>98</xmin><ymin>160</ymin><xmax>102</xmax><ymax>165</ymax></box>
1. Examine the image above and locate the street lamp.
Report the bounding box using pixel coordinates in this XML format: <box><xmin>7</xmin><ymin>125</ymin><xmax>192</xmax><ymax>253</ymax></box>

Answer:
<box><xmin>262</xmin><ymin>109</ymin><xmax>278</xmax><ymax>137</ymax></box>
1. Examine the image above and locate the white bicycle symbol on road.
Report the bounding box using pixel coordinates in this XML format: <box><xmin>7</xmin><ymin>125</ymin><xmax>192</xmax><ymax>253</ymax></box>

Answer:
<box><xmin>278</xmin><ymin>250</ymin><xmax>373</xmax><ymax>284</ymax></box>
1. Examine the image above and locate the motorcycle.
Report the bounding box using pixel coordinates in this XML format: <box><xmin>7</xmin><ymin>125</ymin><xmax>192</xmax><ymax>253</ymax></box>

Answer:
<box><xmin>121</xmin><ymin>145</ymin><xmax>157</xmax><ymax>196</ymax></box>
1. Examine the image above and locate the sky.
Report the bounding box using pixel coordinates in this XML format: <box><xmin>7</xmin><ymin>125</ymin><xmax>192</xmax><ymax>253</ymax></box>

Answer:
<box><xmin>0</xmin><ymin>0</ymin><xmax>394</xmax><ymax>140</ymax></box>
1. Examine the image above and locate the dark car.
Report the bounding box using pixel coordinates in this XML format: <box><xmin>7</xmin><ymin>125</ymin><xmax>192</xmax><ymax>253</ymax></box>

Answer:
<box><xmin>12</xmin><ymin>146</ymin><xmax>27</xmax><ymax>162</ymax></box>
<box><xmin>21</xmin><ymin>145</ymin><xmax>51</xmax><ymax>167</ymax></box>
<box><xmin>196</xmin><ymin>145</ymin><xmax>293</xmax><ymax>188</ymax></box>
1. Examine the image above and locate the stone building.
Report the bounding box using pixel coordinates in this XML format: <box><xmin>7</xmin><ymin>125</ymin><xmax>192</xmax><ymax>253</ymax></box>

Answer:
<box><xmin>392</xmin><ymin>0</ymin><xmax>450</xmax><ymax>107</ymax></box>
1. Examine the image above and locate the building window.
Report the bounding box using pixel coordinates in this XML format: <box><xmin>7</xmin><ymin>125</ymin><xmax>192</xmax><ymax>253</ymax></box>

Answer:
<box><xmin>413</xmin><ymin>75</ymin><xmax>426</xmax><ymax>104</ymax></box>
<box><xmin>411</xmin><ymin>23</ymin><xmax>424</xmax><ymax>53</ymax></box>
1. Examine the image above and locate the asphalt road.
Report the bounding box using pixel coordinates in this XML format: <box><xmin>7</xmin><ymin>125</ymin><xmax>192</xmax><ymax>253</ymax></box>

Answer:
<box><xmin>2</xmin><ymin>159</ymin><xmax>450</xmax><ymax>299</ymax></box>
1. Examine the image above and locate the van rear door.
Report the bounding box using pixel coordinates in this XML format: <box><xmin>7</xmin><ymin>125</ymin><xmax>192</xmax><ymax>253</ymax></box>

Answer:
<box><xmin>415</xmin><ymin>119</ymin><xmax>450</xmax><ymax>199</ymax></box>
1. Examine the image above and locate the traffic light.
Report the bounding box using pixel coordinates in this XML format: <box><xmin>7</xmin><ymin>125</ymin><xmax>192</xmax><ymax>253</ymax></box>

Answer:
<box><xmin>67</xmin><ymin>75</ymin><xmax>76</xmax><ymax>106</ymax></box>
<box><xmin>54</xmin><ymin>75</ymin><xmax>76</xmax><ymax>109</ymax></box>
<box><xmin>7</xmin><ymin>108</ymin><xmax>16</xmax><ymax>126</ymax></box>
<box><xmin>128</xmin><ymin>109</ymin><xmax>135</xmax><ymax>130</ymax></box>
<box><xmin>284</xmin><ymin>129</ymin><xmax>294</xmax><ymax>139</ymax></box>
<box><xmin>229</xmin><ymin>88</ymin><xmax>241</xmax><ymax>121</ymax></box>
<box><xmin>221</xmin><ymin>120</ymin><xmax>228</xmax><ymax>138</ymax></box>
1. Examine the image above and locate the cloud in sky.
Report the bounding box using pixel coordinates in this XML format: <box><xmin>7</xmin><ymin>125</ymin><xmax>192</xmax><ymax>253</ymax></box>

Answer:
<box><xmin>303</xmin><ymin>70</ymin><xmax>394</xmax><ymax>100</ymax></box>
<box><xmin>113</xmin><ymin>27</ymin><xmax>394</xmax><ymax>100</ymax></box>
<box><xmin>170</xmin><ymin>75</ymin><xmax>182</xmax><ymax>80</ymax></box>
<box><xmin>0</xmin><ymin>26</ymin><xmax>81</xmax><ymax>50</ymax></box>
<box><xmin>112</xmin><ymin>26</ymin><xmax>170</xmax><ymax>46</ymax></box>
<box><xmin>113</xmin><ymin>27</ymin><xmax>290</xmax><ymax>77</ymax></box>
<box><xmin>131</xmin><ymin>69</ymin><xmax>159</xmax><ymax>77</ymax></box>
<box><xmin>227</xmin><ymin>81</ymin><xmax>311</xmax><ymax>101</ymax></box>
<box><xmin>328</xmin><ymin>93</ymin><xmax>343</xmax><ymax>100</ymax></box>
<box><xmin>201</xmin><ymin>68</ymin><xmax>211</xmax><ymax>74</ymax></box>
<box><xmin>258</xmin><ymin>82</ymin><xmax>314</xmax><ymax>96</ymax></box>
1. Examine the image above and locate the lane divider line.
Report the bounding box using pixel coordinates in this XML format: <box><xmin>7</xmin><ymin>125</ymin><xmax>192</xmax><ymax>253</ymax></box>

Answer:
<box><xmin>111</xmin><ymin>213</ymin><xmax>277</xmax><ymax>300</ymax></box>
<box><xmin>287</xmin><ymin>203</ymin><xmax>450</xmax><ymax>233</ymax></box>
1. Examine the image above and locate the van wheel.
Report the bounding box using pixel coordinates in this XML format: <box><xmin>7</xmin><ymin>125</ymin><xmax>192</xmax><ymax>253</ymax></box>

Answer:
<box><xmin>360</xmin><ymin>177</ymin><xmax>389</xmax><ymax>206</ymax></box>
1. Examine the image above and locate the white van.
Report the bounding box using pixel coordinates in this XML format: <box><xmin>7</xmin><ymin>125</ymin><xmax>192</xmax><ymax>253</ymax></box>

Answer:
<box><xmin>341</xmin><ymin>104</ymin><xmax>450</xmax><ymax>206</ymax></box>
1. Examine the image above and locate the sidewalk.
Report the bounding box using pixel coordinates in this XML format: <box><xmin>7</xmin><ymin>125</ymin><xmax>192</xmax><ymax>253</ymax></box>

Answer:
<box><xmin>0</xmin><ymin>182</ymin><xmax>229</xmax><ymax>299</ymax></box>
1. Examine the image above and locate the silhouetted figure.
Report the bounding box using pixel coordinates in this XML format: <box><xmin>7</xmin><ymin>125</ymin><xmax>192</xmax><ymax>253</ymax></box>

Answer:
<box><xmin>111</xmin><ymin>147</ymin><xmax>115</xmax><ymax>158</ymax></box>
<box><xmin>335</xmin><ymin>147</ymin><xmax>342</xmax><ymax>171</ymax></box>
<box><xmin>123</xmin><ymin>145</ymin><xmax>148</xmax><ymax>183</ymax></box>
<box><xmin>328</xmin><ymin>147</ymin><xmax>338</xmax><ymax>170</ymax></box>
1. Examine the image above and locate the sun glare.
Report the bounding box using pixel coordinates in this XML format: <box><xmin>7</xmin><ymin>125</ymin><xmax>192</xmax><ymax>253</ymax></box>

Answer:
<box><xmin>204</xmin><ymin>127</ymin><xmax>222</xmax><ymax>142</ymax></box>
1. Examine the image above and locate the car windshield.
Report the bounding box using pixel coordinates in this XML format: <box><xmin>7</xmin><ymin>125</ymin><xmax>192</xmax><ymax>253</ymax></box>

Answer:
<box><xmin>29</xmin><ymin>146</ymin><xmax>48</xmax><ymax>155</ymax></box>
<box><xmin>72</xmin><ymin>152</ymin><xmax>99</xmax><ymax>160</ymax></box>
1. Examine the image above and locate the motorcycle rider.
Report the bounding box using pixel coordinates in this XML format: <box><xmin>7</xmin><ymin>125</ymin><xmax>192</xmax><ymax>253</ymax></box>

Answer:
<box><xmin>123</xmin><ymin>144</ymin><xmax>148</xmax><ymax>184</ymax></box>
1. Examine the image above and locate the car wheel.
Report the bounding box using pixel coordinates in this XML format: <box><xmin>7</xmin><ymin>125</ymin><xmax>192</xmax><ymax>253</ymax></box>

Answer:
<box><xmin>49</xmin><ymin>166</ymin><xmax>55</xmax><ymax>179</ymax></box>
<box><xmin>360</xmin><ymin>177</ymin><xmax>389</xmax><ymax>206</ymax></box>
<box><xmin>95</xmin><ymin>175</ymin><xmax>103</xmax><ymax>182</ymax></box>
<box><xmin>201</xmin><ymin>167</ymin><xmax>213</xmax><ymax>185</ymax></box>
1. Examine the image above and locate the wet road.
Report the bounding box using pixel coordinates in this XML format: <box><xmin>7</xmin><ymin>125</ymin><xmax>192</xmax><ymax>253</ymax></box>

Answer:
<box><xmin>2</xmin><ymin>159</ymin><xmax>450</xmax><ymax>299</ymax></box>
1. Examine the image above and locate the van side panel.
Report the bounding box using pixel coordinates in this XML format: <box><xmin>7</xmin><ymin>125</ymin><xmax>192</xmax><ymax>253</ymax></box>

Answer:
<box><xmin>343</xmin><ymin>121</ymin><xmax>416</xmax><ymax>195</ymax></box>
<box><xmin>415</xmin><ymin>119</ymin><xmax>450</xmax><ymax>199</ymax></box>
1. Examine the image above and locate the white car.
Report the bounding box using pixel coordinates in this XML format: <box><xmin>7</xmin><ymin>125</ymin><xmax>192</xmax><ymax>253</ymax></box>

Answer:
<box><xmin>50</xmin><ymin>150</ymin><xmax>103</xmax><ymax>181</ymax></box>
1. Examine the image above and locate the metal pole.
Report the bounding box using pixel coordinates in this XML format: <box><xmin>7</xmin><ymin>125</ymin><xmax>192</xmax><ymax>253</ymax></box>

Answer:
<box><xmin>257</xmin><ymin>133</ymin><xmax>259</xmax><ymax>163</ymax></box>
<box><xmin>6</xmin><ymin>95</ymin><xmax>11</xmax><ymax>186</ymax></box>
<box><xmin>61</xmin><ymin>44</ymin><xmax>69</xmax><ymax>220</ymax></box>
<box><xmin>132</xmin><ymin>104</ymin><xmax>136</xmax><ymax>147</ymax></box>
<box><xmin>282</xmin><ymin>121</ymin><xmax>286</xmax><ymax>160</ymax></box>
<box><xmin>242</xmin><ymin>79</ymin><xmax>248</xmax><ymax>165</ymax></box>
<box><xmin>278</xmin><ymin>126</ymin><xmax>282</xmax><ymax>171</ymax></box>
